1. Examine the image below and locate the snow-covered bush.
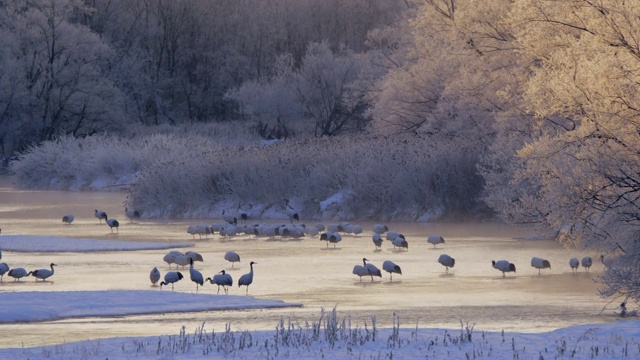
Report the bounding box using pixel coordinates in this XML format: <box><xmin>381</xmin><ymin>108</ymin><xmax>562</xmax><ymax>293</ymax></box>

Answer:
<box><xmin>126</xmin><ymin>134</ymin><xmax>483</xmax><ymax>220</ymax></box>
<box><xmin>13</xmin><ymin>132</ymin><xmax>484</xmax><ymax>221</ymax></box>
<box><xmin>13</xmin><ymin>134</ymin><xmax>219</xmax><ymax>190</ymax></box>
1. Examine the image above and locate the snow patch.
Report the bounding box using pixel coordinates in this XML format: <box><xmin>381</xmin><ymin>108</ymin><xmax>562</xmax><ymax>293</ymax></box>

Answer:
<box><xmin>319</xmin><ymin>191</ymin><xmax>344</xmax><ymax>211</ymax></box>
<box><xmin>0</xmin><ymin>290</ymin><xmax>302</xmax><ymax>323</ymax></box>
<box><xmin>115</xmin><ymin>173</ymin><xmax>135</xmax><ymax>187</ymax></box>
<box><xmin>417</xmin><ymin>206</ymin><xmax>444</xmax><ymax>222</ymax></box>
<box><xmin>260</xmin><ymin>139</ymin><xmax>283</xmax><ymax>146</ymax></box>
<box><xmin>0</xmin><ymin>235</ymin><xmax>192</xmax><ymax>252</ymax></box>
<box><xmin>89</xmin><ymin>177</ymin><xmax>110</xmax><ymax>190</ymax></box>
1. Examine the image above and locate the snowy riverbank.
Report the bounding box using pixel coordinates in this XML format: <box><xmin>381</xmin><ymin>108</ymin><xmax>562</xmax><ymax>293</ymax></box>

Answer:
<box><xmin>0</xmin><ymin>308</ymin><xmax>637</xmax><ymax>359</ymax></box>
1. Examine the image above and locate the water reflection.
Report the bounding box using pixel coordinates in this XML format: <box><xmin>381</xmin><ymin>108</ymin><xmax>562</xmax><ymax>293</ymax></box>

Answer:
<box><xmin>0</xmin><ymin>177</ymin><xmax>614</xmax><ymax>348</ymax></box>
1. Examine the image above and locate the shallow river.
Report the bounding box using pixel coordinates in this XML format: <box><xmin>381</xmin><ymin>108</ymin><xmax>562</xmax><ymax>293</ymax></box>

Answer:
<box><xmin>0</xmin><ymin>177</ymin><xmax>615</xmax><ymax>348</ymax></box>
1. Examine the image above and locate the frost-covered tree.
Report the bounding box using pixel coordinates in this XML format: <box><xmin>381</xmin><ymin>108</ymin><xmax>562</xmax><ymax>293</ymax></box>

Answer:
<box><xmin>365</xmin><ymin>0</ymin><xmax>523</xmax><ymax>226</ymax></box>
<box><xmin>482</xmin><ymin>0</ymin><xmax>640</xmax><ymax>303</ymax></box>
<box><xmin>1</xmin><ymin>0</ymin><xmax>408</xmax><ymax>156</ymax></box>
<box><xmin>0</xmin><ymin>0</ymin><xmax>123</xmax><ymax>166</ymax></box>
<box><xmin>225</xmin><ymin>54</ymin><xmax>302</xmax><ymax>138</ymax></box>
<box><xmin>296</xmin><ymin>42</ymin><xmax>373</xmax><ymax>136</ymax></box>
<box><xmin>368</xmin><ymin>0</ymin><xmax>516</xmax><ymax>149</ymax></box>
<box><xmin>79</xmin><ymin>0</ymin><xmax>406</xmax><ymax>127</ymax></box>
<box><xmin>370</xmin><ymin>0</ymin><xmax>640</xmax><ymax>303</ymax></box>
<box><xmin>0</xmin><ymin>11</ymin><xmax>27</xmax><ymax>167</ymax></box>
<box><xmin>228</xmin><ymin>42</ymin><xmax>374</xmax><ymax>137</ymax></box>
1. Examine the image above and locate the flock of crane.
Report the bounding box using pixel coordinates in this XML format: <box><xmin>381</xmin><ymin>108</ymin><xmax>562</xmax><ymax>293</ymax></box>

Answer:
<box><xmin>340</xmin><ymin>225</ymin><xmax>599</xmax><ymax>281</ymax></box>
<box><xmin>151</xmin><ymin>216</ymin><xmax>608</xmax><ymax>295</ymax></box>
<box><xmin>86</xmin><ymin>208</ymin><xmax>141</xmax><ymax>232</ymax></box>
<box><xmin>0</xmin><ymin>227</ymin><xmax>58</xmax><ymax>282</ymax></box>
<box><xmin>152</xmin><ymin>249</ymin><xmax>257</xmax><ymax>295</ymax></box>
<box><xmin>0</xmin><ymin>207</ymin><xmax>137</xmax><ymax>284</ymax></box>
<box><xmin>0</xmin><ymin>206</ymin><xmax>608</xmax><ymax>299</ymax></box>
<box><xmin>0</xmin><ymin>244</ymin><xmax>57</xmax><ymax>283</ymax></box>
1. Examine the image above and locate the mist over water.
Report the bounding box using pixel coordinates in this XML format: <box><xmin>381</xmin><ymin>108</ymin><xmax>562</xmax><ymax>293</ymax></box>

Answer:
<box><xmin>0</xmin><ymin>177</ymin><xmax>614</xmax><ymax>348</ymax></box>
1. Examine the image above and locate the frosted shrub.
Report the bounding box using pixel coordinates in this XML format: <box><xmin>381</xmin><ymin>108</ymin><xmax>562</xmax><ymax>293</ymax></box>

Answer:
<box><xmin>128</xmin><ymin>134</ymin><xmax>483</xmax><ymax>220</ymax></box>
<box><xmin>13</xmin><ymin>134</ymin><xmax>225</xmax><ymax>190</ymax></box>
<box><xmin>14</xmin><ymin>132</ymin><xmax>485</xmax><ymax>220</ymax></box>
<box><xmin>12</xmin><ymin>137</ymin><xmax>82</xmax><ymax>189</ymax></box>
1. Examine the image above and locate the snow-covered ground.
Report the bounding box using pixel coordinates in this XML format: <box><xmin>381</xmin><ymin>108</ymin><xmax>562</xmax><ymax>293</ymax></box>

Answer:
<box><xmin>0</xmin><ymin>303</ymin><xmax>637</xmax><ymax>359</ymax></box>
<box><xmin>0</xmin><ymin>234</ymin><xmax>192</xmax><ymax>252</ymax></box>
<box><xmin>0</xmin><ymin>291</ymin><xmax>301</xmax><ymax>323</ymax></box>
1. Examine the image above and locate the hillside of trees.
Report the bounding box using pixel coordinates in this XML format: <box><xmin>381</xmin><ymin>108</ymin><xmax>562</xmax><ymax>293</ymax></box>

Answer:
<box><xmin>4</xmin><ymin>1</ymin><xmax>640</xmax><ymax>302</ymax></box>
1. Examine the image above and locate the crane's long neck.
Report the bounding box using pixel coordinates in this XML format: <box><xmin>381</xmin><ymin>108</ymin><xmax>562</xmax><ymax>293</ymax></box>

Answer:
<box><xmin>50</xmin><ymin>265</ymin><xmax>55</xmax><ymax>273</ymax></box>
<box><xmin>249</xmin><ymin>263</ymin><xmax>254</xmax><ymax>274</ymax></box>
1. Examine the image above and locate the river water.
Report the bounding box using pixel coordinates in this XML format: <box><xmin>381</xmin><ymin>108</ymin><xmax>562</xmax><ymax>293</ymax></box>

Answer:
<box><xmin>0</xmin><ymin>177</ymin><xmax>614</xmax><ymax>348</ymax></box>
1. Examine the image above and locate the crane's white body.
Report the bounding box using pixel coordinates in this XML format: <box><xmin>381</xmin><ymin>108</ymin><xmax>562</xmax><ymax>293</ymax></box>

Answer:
<box><xmin>386</xmin><ymin>231</ymin><xmax>403</xmax><ymax>241</ymax></box>
<box><xmin>224</xmin><ymin>251</ymin><xmax>241</xmax><ymax>268</ymax></box>
<box><xmin>189</xmin><ymin>258</ymin><xmax>204</xmax><ymax>293</ymax></box>
<box><xmin>352</xmin><ymin>265</ymin><xmax>369</xmax><ymax>281</ymax></box>
<box><xmin>8</xmin><ymin>267</ymin><xmax>29</xmax><ymax>281</ymax></box>
<box><xmin>372</xmin><ymin>233</ymin><xmax>383</xmax><ymax>250</ymax></box>
<box><xmin>125</xmin><ymin>208</ymin><xmax>140</xmax><ymax>222</ymax></box>
<box><xmin>427</xmin><ymin>235</ymin><xmax>445</xmax><ymax>248</ymax></box>
<box><xmin>492</xmin><ymin>260</ymin><xmax>516</xmax><ymax>277</ymax></box>
<box><xmin>600</xmin><ymin>254</ymin><xmax>615</xmax><ymax>268</ymax></box>
<box><xmin>160</xmin><ymin>271</ymin><xmax>183</xmax><ymax>290</ymax></box>
<box><xmin>392</xmin><ymin>236</ymin><xmax>408</xmax><ymax>250</ymax></box>
<box><xmin>581</xmin><ymin>256</ymin><xmax>593</xmax><ymax>272</ymax></box>
<box><xmin>320</xmin><ymin>232</ymin><xmax>342</xmax><ymax>248</ymax></box>
<box><xmin>207</xmin><ymin>270</ymin><xmax>234</xmax><ymax>294</ymax></box>
<box><xmin>569</xmin><ymin>257</ymin><xmax>579</xmax><ymax>273</ymax></box>
<box><xmin>222</xmin><ymin>210</ymin><xmax>238</xmax><ymax>225</ymax></box>
<box><xmin>238</xmin><ymin>261</ymin><xmax>256</xmax><ymax>295</ymax></box>
<box><xmin>174</xmin><ymin>254</ymin><xmax>190</xmax><ymax>268</ymax></box>
<box><xmin>185</xmin><ymin>251</ymin><xmax>204</xmax><ymax>262</ymax></box>
<box><xmin>328</xmin><ymin>232</ymin><xmax>342</xmax><ymax>247</ymax></box>
<box><xmin>106</xmin><ymin>218</ymin><xmax>119</xmax><ymax>233</ymax></box>
<box><xmin>0</xmin><ymin>263</ymin><xmax>10</xmax><ymax>281</ymax></box>
<box><xmin>31</xmin><ymin>263</ymin><xmax>56</xmax><ymax>281</ymax></box>
<box><xmin>438</xmin><ymin>254</ymin><xmax>455</xmax><ymax>273</ymax></box>
<box><xmin>363</xmin><ymin>258</ymin><xmax>382</xmax><ymax>282</ymax></box>
<box><xmin>304</xmin><ymin>225</ymin><xmax>320</xmax><ymax>237</ymax></box>
<box><xmin>150</xmin><ymin>267</ymin><xmax>161</xmax><ymax>286</ymax></box>
<box><xmin>187</xmin><ymin>224</ymin><xmax>211</xmax><ymax>239</ymax></box>
<box><xmin>163</xmin><ymin>251</ymin><xmax>183</xmax><ymax>268</ymax></box>
<box><xmin>372</xmin><ymin>224</ymin><xmax>388</xmax><ymax>234</ymax></box>
<box><xmin>94</xmin><ymin>209</ymin><xmax>108</xmax><ymax>223</ymax></box>
<box><xmin>530</xmin><ymin>257</ymin><xmax>551</xmax><ymax>275</ymax></box>
<box><xmin>62</xmin><ymin>214</ymin><xmax>74</xmax><ymax>224</ymax></box>
<box><xmin>382</xmin><ymin>260</ymin><xmax>402</xmax><ymax>280</ymax></box>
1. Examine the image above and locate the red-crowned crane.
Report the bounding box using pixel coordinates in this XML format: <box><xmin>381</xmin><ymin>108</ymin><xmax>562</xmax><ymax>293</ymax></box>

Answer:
<box><xmin>160</xmin><ymin>271</ymin><xmax>183</xmax><ymax>291</ymax></box>
<box><xmin>238</xmin><ymin>261</ymin><xmax>256</xmax><ymax>295</ymax></box>
<box><xmin>382</xmin><ymin>260</ymin><xmax>402</xmax><ymax>281</ymax></box>
<box><xmin>492</xmin><ymin>260</ymin><xmax>516</xmax><ymax>277</ymax></box>
<box><xmin>30</xmin><ymin>263</ymin><xmax>56</xmax><ymax>281</ymax></box>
